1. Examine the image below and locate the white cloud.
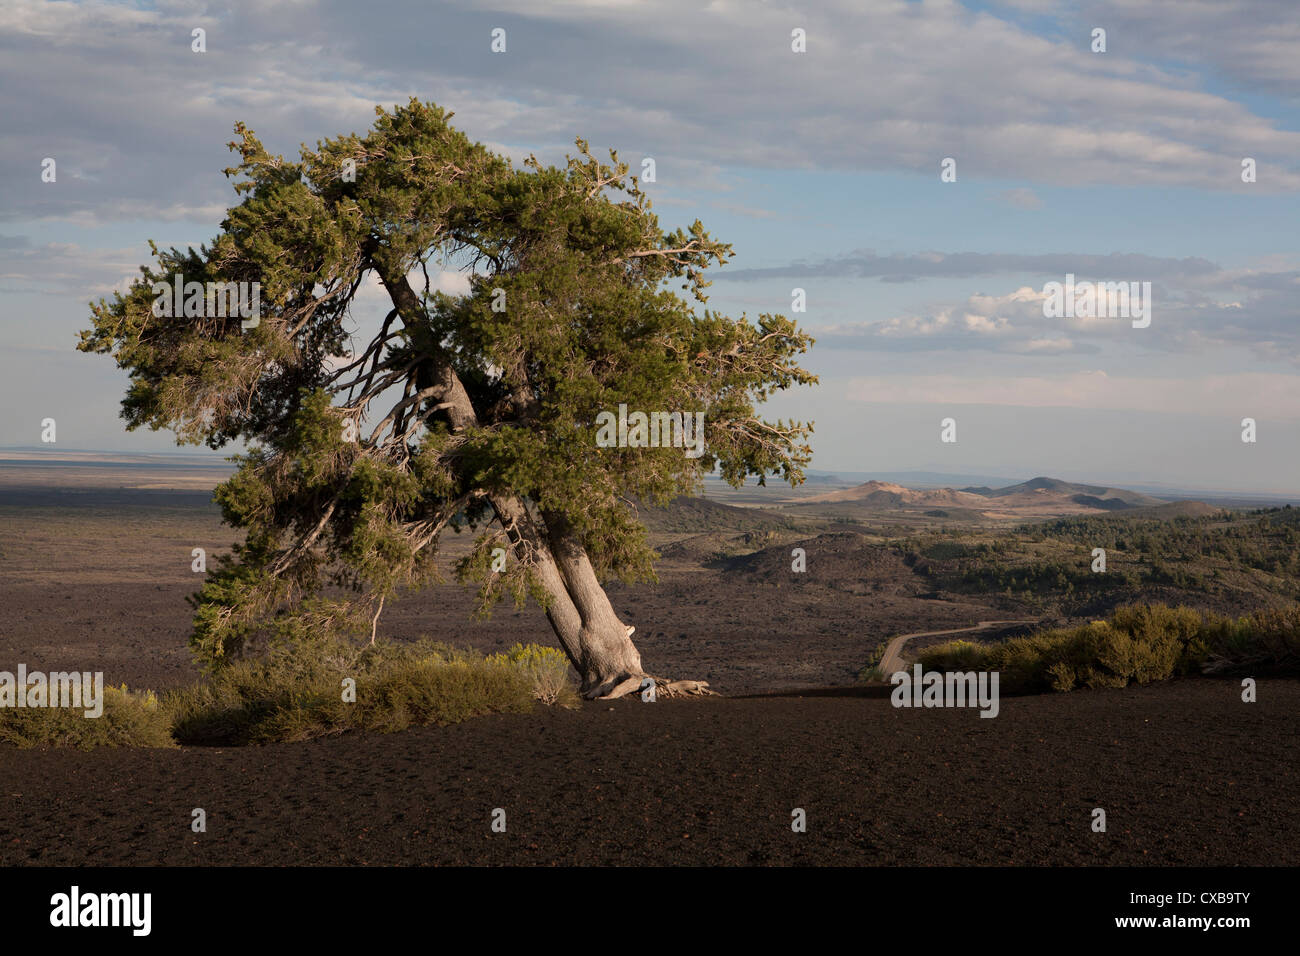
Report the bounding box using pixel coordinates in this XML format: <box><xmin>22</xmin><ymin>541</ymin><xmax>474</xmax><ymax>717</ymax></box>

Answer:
<box><xmin>4</xmin><ymin>0</ymin><xmax>1300</xmax><ymax>234</ymax></box>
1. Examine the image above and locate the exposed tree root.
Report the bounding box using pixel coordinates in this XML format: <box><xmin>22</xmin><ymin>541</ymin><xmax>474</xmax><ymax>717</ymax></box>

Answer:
<box><xmin>590</xmin><ymin>673</ymin><xmax>716</xmax><ymax>700</ymax></box>
<box><xmin>656</xmin><ymin>678</ymin><xmax>715</xmax><ymax>698</ymax></box>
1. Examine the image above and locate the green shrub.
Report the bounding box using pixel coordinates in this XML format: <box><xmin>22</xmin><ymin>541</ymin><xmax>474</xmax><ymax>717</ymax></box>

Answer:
<box><xmin>487</xmin><ymin>643</ymin><xmax>579</xmax><ymax>707</ymax></box>
<box><xmin>0</xmin><ymin>684</ymin><xmax>176</xmax><ymax>749</ymax></box>
<box><xmin>856</xmin><ymin>638</ymin><xmax>893</xmax><ymax>681</ymax></box>
<box><xmin>1198</xmin><ymin>605</ymin><xmax>1300</xmax><ymax>673</ymax></box>
<box><xmin>166</xmin><ymin>638</ymin><xmax>537</xmax><ymax>745</ymax></box>
<box><xmin>1045</xmin><ymin>660</ymin><xmax>1076</xmax><ymax>692</ymax></box>
<box><xmin>1</xmin><ymin>637</ymin><xmax>579</xmax><ymax>750</ymax></box>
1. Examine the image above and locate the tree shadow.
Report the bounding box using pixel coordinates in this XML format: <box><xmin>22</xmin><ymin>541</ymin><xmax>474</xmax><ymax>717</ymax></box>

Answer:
<box><xmin>729</xmin><ymin>683</ymin><xmax>895</xmax><ymax>700</ymax></box>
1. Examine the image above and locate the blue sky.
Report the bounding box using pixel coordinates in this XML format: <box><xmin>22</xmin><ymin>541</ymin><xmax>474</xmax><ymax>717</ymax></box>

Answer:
<box><xmin>2</xmin><ymin>0</ymin><xmax>1298</xmax><ymax>493</ymax></box>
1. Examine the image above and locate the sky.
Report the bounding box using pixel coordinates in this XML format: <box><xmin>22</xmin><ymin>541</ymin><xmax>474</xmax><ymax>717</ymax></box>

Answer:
<box><xmin>2</xmin><ymin>0</ymin><xmax>1298</xmax><ymax>494</ymax></box>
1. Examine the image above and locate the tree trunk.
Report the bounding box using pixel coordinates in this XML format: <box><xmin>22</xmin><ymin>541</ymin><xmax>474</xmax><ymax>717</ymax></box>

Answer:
<box><xmin>375</xmin><ymin>262</ymin><xmax>709</xmax><ymax>698</ymax></box>
<box><xmin>490</xmin><ymin>494</ymin><xmax>643</xmax><ymax>697</ymax></box>
<box><xmin>540</xmin><ymin>508</ymin><xmax>646</xmax><ymax>698</ymax></box>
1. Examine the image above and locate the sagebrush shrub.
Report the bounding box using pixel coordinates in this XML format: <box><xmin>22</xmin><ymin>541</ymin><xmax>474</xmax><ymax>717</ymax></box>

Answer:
<box><xmin>488</xmin><ymin>643</ymin><xmax>579</xmax><ymax>707</ymax></box>
<box><xmin>0</xmin><ymin>684</ymin><xmax>176</xmax><ymax>749</ymax></box>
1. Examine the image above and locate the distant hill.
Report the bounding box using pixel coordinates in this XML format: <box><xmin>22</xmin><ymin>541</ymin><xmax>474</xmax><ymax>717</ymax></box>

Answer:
<box><xmin>804</xmin><ymin>480</ymin><xmax>987</xmax><ymax>508</ymax></box>
<box><xmin>974</xmin><ymin>476</ymin><xmax>1165</xmax><ymax>509</ymax></box>
<box><xmin>1121</xmin><ymin>500</ymin><xmax>1224</xmax><ymax>520</ymax></box>
<box><xmin>719</xmin><ymin>531</ymin><xmax>924</xmax><ymax>595</ymax></box>
<box><xmin>637</xmin><ymin>496</ymin><xmax>796</xmax><ymax>534</ymax></box>
<box><xmin>800</xmin><ymin>475</ymin><xmax>1166</xmax><ymax>517</ymax></box>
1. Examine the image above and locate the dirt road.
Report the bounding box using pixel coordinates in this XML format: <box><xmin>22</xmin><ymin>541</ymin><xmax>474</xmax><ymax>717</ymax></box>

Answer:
<box><xmin>874</xmin><ymin>619</ymin><xmax>1038</xmax><ymax>677</ymax></box>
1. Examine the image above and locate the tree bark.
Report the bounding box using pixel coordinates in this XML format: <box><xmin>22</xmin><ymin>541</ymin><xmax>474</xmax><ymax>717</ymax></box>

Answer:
<box><xmin>540</xmin><ymin>508</ymin><xmax>647</xmax><ymax>697</ymax></box>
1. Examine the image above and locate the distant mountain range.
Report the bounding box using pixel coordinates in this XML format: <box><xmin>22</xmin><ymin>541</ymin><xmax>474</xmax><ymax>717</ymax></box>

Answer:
<box><xmin>802</xmin><ymin>475</ymin><xmax>1167</xmax><ymax>515</ymax></box>
<box><xmin>791</xmin><ymin>470</ymin><xmax>1300</xmax><ymax>506</ymax></box>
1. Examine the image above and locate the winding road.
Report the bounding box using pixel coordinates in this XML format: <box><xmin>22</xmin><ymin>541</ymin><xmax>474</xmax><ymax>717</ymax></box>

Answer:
<box><xmin>874</xmin><ymin>619</ymin><xmax>1039</xmax><ymax>678</ymax></box>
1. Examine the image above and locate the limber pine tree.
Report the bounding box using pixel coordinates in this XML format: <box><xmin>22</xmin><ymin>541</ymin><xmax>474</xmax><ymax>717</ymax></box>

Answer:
<box><xmin>80</xmin><ymin>100</ymin><xmax>816</xmax><ymax>699</ymax></box>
